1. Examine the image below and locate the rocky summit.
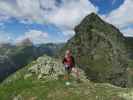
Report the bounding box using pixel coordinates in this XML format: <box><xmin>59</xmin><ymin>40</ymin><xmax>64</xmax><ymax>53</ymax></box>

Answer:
<box><xmin>61</xmin><ymin>13</ymin><xmax>129</xmax><ymax>87</ymax></box>
<box><xmin>3</xmin><ymin>55</ymin><xmax>65</xmax><ymax>83</ymax></box>
<box><xmin>28</xmin><ymin>55</ymin><xmax>65</xmax><ymax>80</ymax></box>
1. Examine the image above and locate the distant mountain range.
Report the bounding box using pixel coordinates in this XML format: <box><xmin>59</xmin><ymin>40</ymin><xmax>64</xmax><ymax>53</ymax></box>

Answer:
<box><xmin>0</xmin><ymin>42</ymin><xmax>64</xmax><ymax>81</ymax></box>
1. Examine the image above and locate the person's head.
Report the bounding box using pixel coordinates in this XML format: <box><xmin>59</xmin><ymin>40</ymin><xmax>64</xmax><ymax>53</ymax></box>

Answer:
<box><xmin>65</xmin><ymin>49</ymin><xmax>71</xmax><ymax>57</ymax></box>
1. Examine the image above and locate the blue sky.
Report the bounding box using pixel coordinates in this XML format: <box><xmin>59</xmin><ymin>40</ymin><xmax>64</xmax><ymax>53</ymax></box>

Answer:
<box><xmin>0</xmin><ymin>0</ymin><xmax>132</xmax><ymax>44</ymax></box>
<box><xmin>0</xmin><ymin>18</ymin><xmax>65</xmax><ymax>43</ymax></box>
<box><xmin>90</xmin><ymin>0</ymin><xmax>124</xmax><ymax>14</ymax></box>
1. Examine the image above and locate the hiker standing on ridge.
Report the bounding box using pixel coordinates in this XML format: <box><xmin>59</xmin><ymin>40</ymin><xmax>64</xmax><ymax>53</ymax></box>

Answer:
<box><xmin>62</xmin><ymin>50</ymin><xmax>79</xmax><ymax>85</ymax></box>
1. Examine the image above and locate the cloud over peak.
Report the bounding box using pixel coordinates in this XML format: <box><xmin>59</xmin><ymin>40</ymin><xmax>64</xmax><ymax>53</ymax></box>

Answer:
<box><xmin>48</xmin><ymin>0</ymin><xmax>97</xmax><ymax>30</ymax></box>
<box><xmin>16</xmin><ymin>30</ymin><xmax>48</xmax><ymax>44</ymax></box>
<box><xmin>105</xmin><ymin>0</ymin><xmax>133</xmax><ymax>29</ymax></box>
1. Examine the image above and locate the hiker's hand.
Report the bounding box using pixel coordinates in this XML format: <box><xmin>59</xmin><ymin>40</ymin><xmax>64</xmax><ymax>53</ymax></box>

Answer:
<box><xmin>72</xmin><ymin>68</ymin><xmax>77</xmax><ymax>73</ymax></box>
<box><xmin>72</xmin><ymin>68</ymin><xmax>79</xmax><ymax>78</ymax></box>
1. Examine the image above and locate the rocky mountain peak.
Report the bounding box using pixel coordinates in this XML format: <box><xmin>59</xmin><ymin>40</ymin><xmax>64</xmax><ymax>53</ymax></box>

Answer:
<box><xmin>61</xmin><ymin>13</ymin><xmax>129</xmax><ymax>87</ymax></box>
<box><xmin>74</xmin><ymin>12</ymin><xmax>124</xmax><ymax>41</ymax></box>
<box><xmin>83</xmin><ymin>12</ymin><xmax>102</xmax><ymax>22</ymax></box>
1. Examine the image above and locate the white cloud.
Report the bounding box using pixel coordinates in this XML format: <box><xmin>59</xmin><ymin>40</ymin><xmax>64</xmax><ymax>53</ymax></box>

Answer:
<box><xmin>100</xmin><ymin>0</ymin><xmax>133</xmax><ymax>37</ymax></box>
<box><xmin>121</xmin><ymin>27</ymin><xmax>133</xmax><ymax>37</ymax></box>
<box><xmin>0</xmin><ymin>1</ymin><xmax>19</xmax><ymax>18</ymax></box>
<box><xmin>104</xmin><ymin>0</ymin><xmax>133</xmax><ymax>29</ymax></box>
<box><xmin>48</xmin><ymin>0</ymin><xmax>97</xmax><ymax>30</ymax></box>
<box><xmin>16</xmin><ymin>30</ymin><xmax>49</xmax><ymax>44</ymax></box>
<box><xmin>0</xmin><ymin>14</ymin><xmax>10</xmax><ymax>21</ymax></box>
<box><xmin>16</xmin><ymin>0</ymin><xmax>43</xmax><ymax>22</ymax></box>
<box><xmin>0</xmin><ymin>0</ymin><xmax>132</xmax><ymax>39</ymax></box>
<box><xmin>0</xmin><ymin>31</ymin><xmax>12</xmax><ymax>43</ymax></box>
<box><xmin>0</xmin><ymin>0</ymin><xmax>97</xmax><ymax>36</ymax></box>
<box><xmin>63</xmin><ymin>30</ymin><xmax>75</xmax><ymax>37</ymax></box>
<box><xmin>0</xmin><ymin>0</ymin><xmax>43</xmax><ymax>23</ymax></box>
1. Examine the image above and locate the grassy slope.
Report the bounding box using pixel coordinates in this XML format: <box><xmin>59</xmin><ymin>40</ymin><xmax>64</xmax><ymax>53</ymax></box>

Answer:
<box><xmin>0</xmin><ymin>79</ymin><xmax>129</xmax><ymax>100</ymax></box>
<box><xmin>0</xmin><ymin>56</ymin><xmax>132</xmax><ymax>100</ymax></box>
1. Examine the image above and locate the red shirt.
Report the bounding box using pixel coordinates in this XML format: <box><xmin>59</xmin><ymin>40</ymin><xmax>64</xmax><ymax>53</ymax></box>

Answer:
<box><xmin>63</xmin><ymin>56</ymin><xmax>75</xmax><ymax>68</ymax></box>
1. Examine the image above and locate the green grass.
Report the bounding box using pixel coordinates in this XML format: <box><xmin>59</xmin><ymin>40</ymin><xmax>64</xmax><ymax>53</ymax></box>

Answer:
<box><xmin>0</xmin><ymin>75</ymin><xmax>128</xmax><ymax>100</ymax></box>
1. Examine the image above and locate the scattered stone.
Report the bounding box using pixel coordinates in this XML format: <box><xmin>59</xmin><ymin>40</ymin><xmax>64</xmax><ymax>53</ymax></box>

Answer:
<box><xmin>24</xmin><ymin>73</ymin><xmax>32</xmax><ymax>79</ymax></box>
<box><xmin>28</xmin><ymin>55</ymin><xmax>65</xmax><ymax>80</ymax></box>
<box><xmin>119</xmin><ymin>91</ymin><xmax>133</xmax><ymax>100</ymax></box>
<box><xmin>13</xmin><ymin>95</ymin><xmax>23</xmax><ymax>100</ymax></box>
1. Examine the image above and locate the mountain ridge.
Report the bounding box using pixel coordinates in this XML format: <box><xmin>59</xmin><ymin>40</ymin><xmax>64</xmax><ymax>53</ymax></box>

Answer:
<box><xmin>0</xmin><ymin>55</ymin><xmax>131</xmax><ymax>100</ymax></box>
<box><xmin>0</xmin><ymin>43</ymin><xmax>63</xmax><ymax>82</ymax></box>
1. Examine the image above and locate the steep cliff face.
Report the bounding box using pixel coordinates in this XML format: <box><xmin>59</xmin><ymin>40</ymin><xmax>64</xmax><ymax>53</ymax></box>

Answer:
<box><xmin>125</xmin><ymin>37</ymin><xmax>133</xmax><ymax>59</ymax></box>
<box><xmin>61</xmin><ymin>13</ymin><xmax>129</xmax><ymax>87</ymax></box>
